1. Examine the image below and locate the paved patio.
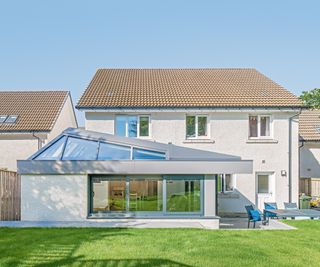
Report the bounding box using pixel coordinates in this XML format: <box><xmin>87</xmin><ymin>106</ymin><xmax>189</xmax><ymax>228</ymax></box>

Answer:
<box><xmin>0</xmin><ymin>218</ymin><xmax>296</xmax><ymax>230</ymax></box>
<box><xmin>0</xmin><ymin>218</ymin><xmax>219</xmax><ymax>229</ymax></box>
<box><xmin>220</xmin><ymin>218</ymin><xmax>296</xmax><ymax>230</ymax></box>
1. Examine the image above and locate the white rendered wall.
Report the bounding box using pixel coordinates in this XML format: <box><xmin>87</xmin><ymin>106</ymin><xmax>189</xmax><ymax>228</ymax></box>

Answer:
<box><xmin>85</xmin><ymin>111</ymin><xmax>299</xmax><ymax>214</ymax></box>
<box><xmin>21</xmin><ymin>175</ymin><xmax>87</xmax><ymax>221</ymax></box>
<box><xmin>0</xmin><ymin>138</ymin><xmax>40</xmax><ymax>171</ymax></box>
<box><xmin>300</xmin><ymin>143</ymin><xmax>320</xmax><ymax>179</ymax></box>
<box><xmin>47</xmin><ymin>94</ymin><xmax>78</xmax><ymax>142</ymax></box>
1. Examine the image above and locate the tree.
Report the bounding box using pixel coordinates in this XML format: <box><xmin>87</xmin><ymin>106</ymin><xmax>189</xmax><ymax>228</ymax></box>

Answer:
<box><xmin>300</xmin><ymin>88</ymin><xmax>320</xmax><ymax>109</ymax></box>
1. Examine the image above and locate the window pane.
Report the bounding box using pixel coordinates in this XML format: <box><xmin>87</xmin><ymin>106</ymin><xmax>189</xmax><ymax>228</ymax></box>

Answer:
<box><xmin>62</xmin><ymin>137</ymin><xmax>98</xmax><ymax>160</ymax></box>
<box><xmin>5</xmin><ymin>115</ymin><xmax>18</xmax><ymax>123</ymax></box>
<box><xmin>132</xmin><ymin>148</ymin><xmax>166</xmax><ymax>160</ymax></box>
<box><xmin>129</xmin><ymin>177</ymin><xmax>163</xmax><ymax>211</ymax></box>
<box><xmin>0</xmin><ymin>115</ymin><xmax>7</xmax><ymax>123</ymax></box>
<box><xmin>92</xmin><ymin>177</ymin><xmax>126</xmax><ymax>212</ymax></box>
<box><xmin>115</xmin><ymin>116</ymin><xmax>127</xmax><ymax>136</ymax></box>
<box><xmin>128</xmin><ymin>116</ymin><xmax>138</xmax><ymax>137</ymax></box>
<box><xmin>98</xmin><ymin>142</ymin><xmax>131</xmax><ymax>160</ymax></box>
<box><xmin>166</xmin><ymin>178</ymin><xmax>201</xmax><ymax>212</ymax></box>
<box><xmin>198</xmin><ymin>116</ymin><xmax>207</xmax><ymax>136</ymax></box>
<box><xmin>35</xmin><ymin>136</ymin><xmax>66</xmax><ymax>160</ymax></box>
<box><xmin>186</xmin><ymin>116</ymin><xmax>196</xmax><ymax>138</ymax></box>
<box><xmin>225</xmin><ymin>174</ymin><xmax>235</xmax><ymax>191</ymax></box>
<box><xmin>139</xmin><ymin>116</ymin><xmax>149</xmax><ymax>137</ymax></box>
<box><xmin>217</xmin><ymin>174</ymin><xmax>222</xmax><ymax>193</ymax></box>
<box><xmin>260</xmin><ymin>116</ymin><xmax>270</xmax><ymax>137</ymax></box>
<box><xmin>249</xmin><ymin>116</ymin><xmax>258</xmax><ymax>137</ymax></box>
<box><xmin>258</xmin><ymin>175</ymin><xmax>269</xmax><ymax>193</ymax></box>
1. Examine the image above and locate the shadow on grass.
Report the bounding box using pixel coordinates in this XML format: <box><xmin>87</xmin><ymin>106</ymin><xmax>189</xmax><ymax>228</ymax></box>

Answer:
<box><xmin>0</xmin><ymin>228</ymin><xmax>191</xmax><ymax>267</ymax></box>
<box><xmin>34</xmin><ymin>257</ymin><xmax>192</xmax><ymax>267</ymax></box>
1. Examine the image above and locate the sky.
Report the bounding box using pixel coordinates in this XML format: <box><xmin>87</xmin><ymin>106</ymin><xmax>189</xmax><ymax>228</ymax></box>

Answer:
<box><xmin>0</xmin><ymin>0</ymin><xmax>319</xmax><ymax>126</ymax></box>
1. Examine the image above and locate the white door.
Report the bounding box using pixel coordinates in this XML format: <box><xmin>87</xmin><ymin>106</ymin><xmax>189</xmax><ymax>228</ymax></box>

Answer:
<box><xmin>256</xmin><ymin>173</ymin><xmax>275</xmax><ymax>211</ymax></box>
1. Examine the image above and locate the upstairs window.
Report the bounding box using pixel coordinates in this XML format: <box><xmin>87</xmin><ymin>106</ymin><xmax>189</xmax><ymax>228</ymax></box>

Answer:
<box><xmin>249</xmin><ymin>115</ymin><xmax>271</xmax><ymax>138</ymax></box>
<box><xmin>115</xmin><ymin>115</ymin><xmax>150</xmax><ymax>138</ymax></box>
<box><xmin>0</xmin><ymin>115</ymin><xmax>18</xmax><ymax>123</ymax></box>
<box><xmin>0</xmin><ymin>115</ymin><xmax>7</xmax><ymax>123</ymax></box>
<box><xmin>186</xmin><ymin>115</ymin><xmax>208</xmax><ymax>139</ymax></box>
<box><xmin>6</xmin><ymin>115</ymin><xmax>18</xmax><ymax>123</ymax></box>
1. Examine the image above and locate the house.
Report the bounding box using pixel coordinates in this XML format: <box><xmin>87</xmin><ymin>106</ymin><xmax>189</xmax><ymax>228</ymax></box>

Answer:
<box><xmin>18</xmin><ymin>68</ymin><xmax>302</xmax><ymax>227</ymax></box>
<box><xmin>0</xmin><ymin>91</ymin><xmax>77</xmax><ymax>171</ymax></box>
<box><xmin>299</xmin><ymin>109</ymin><xmax>320</xmax><ymax>196</ymax></box>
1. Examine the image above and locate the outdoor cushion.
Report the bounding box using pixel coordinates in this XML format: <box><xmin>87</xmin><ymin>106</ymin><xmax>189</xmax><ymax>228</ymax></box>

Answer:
<box><xmin>264</xmin><ymin>202</ymin><xmax>278</xmax><ymax>210</ymax></box>
<box><xmin>249</xmin><ymin>210</ymin><xmax>262</xmax><ymax>222</ymax></box>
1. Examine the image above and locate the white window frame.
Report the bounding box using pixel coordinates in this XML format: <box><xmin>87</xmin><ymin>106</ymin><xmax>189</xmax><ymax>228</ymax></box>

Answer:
<box><xmin>248</xmin><ymin>114</ymin><xmax>273</xmax><ymax>139</ymax></box>
<box><xmin>218</xmin><ymin>174</ymin><xmax>236</xmax><ymax>193</ymax></box>
<box><xmin>186</xmin><ymin>114</ymin><xmax>209</xmax><ymax>139</ymax></box>
<box><xmin>115</xmin><ymin>115</ymin><xmax>151</xmax><ymax>138</ymax></box>
<box><xmin>256</xmin><ymin>172</ymin><xmax>275</xmax><ymax>195</ymax></box>
<box><xmin>224</xmin><ymin>174</ymin><xmax>236</xmax><ymax>193</ymax></box>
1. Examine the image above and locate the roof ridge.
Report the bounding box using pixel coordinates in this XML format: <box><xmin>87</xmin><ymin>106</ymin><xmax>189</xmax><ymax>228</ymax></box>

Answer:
<box><xmin>96</xmin><ymin>67</ymin><xmax>257</xmax><ymax>70</ymax></box>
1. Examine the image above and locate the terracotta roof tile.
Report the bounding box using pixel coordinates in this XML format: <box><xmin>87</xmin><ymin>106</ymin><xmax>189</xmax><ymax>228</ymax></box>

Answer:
<box><xmin>0</xmin><ymin>91</ymin><xmax>69</xmax><ymax>132</ymax></box>
<box><xmin>299</xmin><ymin>110</ymin><xmax>320</xmax><ymax>141</ymax></box>
<box><xmin>76</xmin><ymin>68</ymin><xmax>303</xmax><ymax>109</ymax></box>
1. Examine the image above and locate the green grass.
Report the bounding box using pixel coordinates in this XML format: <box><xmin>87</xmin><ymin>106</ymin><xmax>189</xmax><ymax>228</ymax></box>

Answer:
<box><xmin>0</xmin><ymin>221</ymin><xmax>320</xmax><ymax>266</ymax></box>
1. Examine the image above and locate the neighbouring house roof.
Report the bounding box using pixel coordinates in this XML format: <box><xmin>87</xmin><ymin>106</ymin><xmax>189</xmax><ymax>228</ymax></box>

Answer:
<box><xmin>0</xmin><ymin>91</ymin><xmax>69</xmax><ymax>132</ymax></box>
<box><xmin>18</xmin><ymin>127</ymin><xmax>253</xmax><ymax>175</ymax></box>
<box><xmin>299</xmin><ymin>109</ymin><xmax>320</xmax><ymax>142</ymax></box>
<box><xmin>76</xmin><ymin>68</ymin><xmax>303</xmax><ymax>109</ymax></box>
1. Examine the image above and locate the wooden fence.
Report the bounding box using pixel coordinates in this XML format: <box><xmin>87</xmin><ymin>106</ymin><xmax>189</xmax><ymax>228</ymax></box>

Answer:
<box><xmin>0</xmin><ymin>170</ymin><xmax>21</xmax><ymax>220</ymax></box>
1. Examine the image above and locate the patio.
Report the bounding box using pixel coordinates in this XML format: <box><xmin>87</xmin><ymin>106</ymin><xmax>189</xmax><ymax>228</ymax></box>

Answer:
<box><xmin>219</xmin><ymin>217</ymin><xmax>296</xmax><ymax>230</ymax></box>
<box><xmin>0</xmin><ymin>218</ymin><xmax>295</xmax><ymax>230</ymax></box>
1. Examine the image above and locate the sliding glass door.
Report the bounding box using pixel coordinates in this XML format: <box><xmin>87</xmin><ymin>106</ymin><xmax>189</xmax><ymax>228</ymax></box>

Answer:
<box><xmin>92</xmin><ymin>176</ymin><xmax>126</xmax><ymax>213</ymax></box>
<box><xmin>129</xmin><ymin>177</ymin><xmax>163</xmax><ymax>212</ymax></box>
<box><xmin>166</xmin><ymin>178</ymin><xmax>201</xmax><ymax>213</ymax></box>
<box><xmin>90</xmin><ymin>175</ymin><xmax>203</xmax><ymax>216</ymax></box>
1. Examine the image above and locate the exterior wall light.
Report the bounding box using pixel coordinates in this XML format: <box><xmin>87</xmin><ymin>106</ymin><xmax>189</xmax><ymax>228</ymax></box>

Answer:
<box><xmin>281</xmin><ymin>170</ymin><xmax>287</xmax><ymax>176</ymax></box>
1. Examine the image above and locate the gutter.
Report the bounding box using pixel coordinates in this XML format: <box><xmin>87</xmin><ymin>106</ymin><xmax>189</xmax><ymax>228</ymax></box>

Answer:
<box><xmin>288</xmin><ymin>110</ymin><xmax>302</xmax><ymax>203</ymax></box>
<box><xmin>32</xmin><ymin>132</ymin><xmax>42</xmax><ymax>150</ymax></box>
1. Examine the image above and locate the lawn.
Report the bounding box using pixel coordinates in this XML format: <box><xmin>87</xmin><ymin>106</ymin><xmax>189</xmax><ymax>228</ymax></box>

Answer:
<box><xmin>0</xmin><ymin>221</ymin><xmax>320</xmax><ymax>267</ymax></box>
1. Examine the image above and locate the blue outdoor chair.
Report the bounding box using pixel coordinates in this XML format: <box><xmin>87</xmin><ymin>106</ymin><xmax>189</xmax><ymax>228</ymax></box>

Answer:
<box><xmin>264</xmin><ymin>202</ymin><xmax>278</xmax><ymax>222</ymax></box>
<box><xmin>245</xmin><ymin>205</ymin><xmax>264</xmax><ymax>228</ymax></box>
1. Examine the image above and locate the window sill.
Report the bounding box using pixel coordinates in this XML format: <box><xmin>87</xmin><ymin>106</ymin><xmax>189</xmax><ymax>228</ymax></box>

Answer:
<box><xmin>246</xmin><ymin>139</ymin><xmax>278</xmax><ymax>144</ymax></box>
<box><xmin>183</xmin><ymin>139</ymin><xmax>215</xmax><ymax>144</ymax></box>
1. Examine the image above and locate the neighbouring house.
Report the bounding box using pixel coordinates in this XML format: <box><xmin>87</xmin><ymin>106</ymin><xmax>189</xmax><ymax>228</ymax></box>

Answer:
<box><xmin>0</xmin><ymin>91</ymin><xmax>77</xmax><ymax>171</ymax></box>
<box><xmin>299</xmin><ymin>109</ymin><xmax>320</xmax><ymax>197</ymax></box>
<box><xmin>18</xmin><ymin>68</ymin><xmax>303</xmax><ymax>227</ymax></box>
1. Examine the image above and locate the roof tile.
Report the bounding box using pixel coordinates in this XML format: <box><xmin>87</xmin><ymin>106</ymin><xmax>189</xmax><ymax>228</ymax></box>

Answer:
<box><xmin>76</xmin><ymin>69</ymin><xmax>303</xmax><ymax>109</ymax></box>
<box><xmin>0</xmin><ymin>91</ymin><xmax>69</xmax><ymax>132</ymax></box>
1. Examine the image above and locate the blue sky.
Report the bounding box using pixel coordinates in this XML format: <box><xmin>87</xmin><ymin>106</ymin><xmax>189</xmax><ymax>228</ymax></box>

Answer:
<box><xmin>0</xmin><ymin>1</ymin><xmax>319</xmax><ymax>125</ymax></box>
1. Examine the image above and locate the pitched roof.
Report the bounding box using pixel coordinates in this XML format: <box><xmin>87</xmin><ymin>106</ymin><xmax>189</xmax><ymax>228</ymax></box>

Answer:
<box><xmin>76</xmin><ymin>68</ymin><xmax>303</xmax><ymax>109</ymax></box>
<box><xmin>299</xmin><ymin>109</ymin><xmax>320</xmax><ymax>141</ymax></box>
<box><xmin>0</xmin><ymin>91</ymin><xmax>69</xmax><ymax>132</ymax></box>
<box><xmin>29</xmin><ymin>127</ymin><xmax>242</xmax><ymax>161</ymax></box>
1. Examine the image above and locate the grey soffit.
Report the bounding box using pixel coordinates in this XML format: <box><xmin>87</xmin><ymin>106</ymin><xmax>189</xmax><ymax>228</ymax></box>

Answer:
<box><xmin>17</xmin><ymin>160</ymin><xmax>253</xmax><ymax>175</ymax></box>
